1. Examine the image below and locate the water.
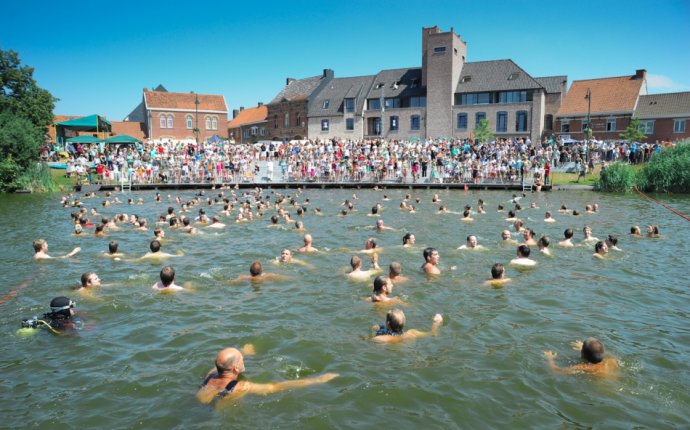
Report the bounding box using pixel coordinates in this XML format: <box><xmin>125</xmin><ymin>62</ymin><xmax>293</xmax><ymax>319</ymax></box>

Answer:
<box><xmin>1</xmin><ymin>189</ymin><xmax>688</xmax><ymax>429</ymax></box>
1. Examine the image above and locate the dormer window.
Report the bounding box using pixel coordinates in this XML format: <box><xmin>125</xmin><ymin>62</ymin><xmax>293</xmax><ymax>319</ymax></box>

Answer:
<box><xmin>391</xmin><ymin>81</ymin><xmax>400</xmax><ymax>89</ymax></box>
<box><xmin>375</xmin><ymin>83</ymin><xmax>385</xmax><ymax>89</ymax></box>
<box><xmin>322</xmin><ymin>100</ymin><xmax>330</xmax><ymax>109</ymax></box>
<box><xmin>461</xmin><ymin>76</ymin><xmax>471</xmax><ymax>83</ymax></box>
<box><xmin>508</xmin><ymin>72</ymin><xmax>520</xmax><ymax>81</ymax></box>
<box><xmin>410</xmin><ymin>78</ymin><xmax>420</xmax><ymax>88</ymax></box>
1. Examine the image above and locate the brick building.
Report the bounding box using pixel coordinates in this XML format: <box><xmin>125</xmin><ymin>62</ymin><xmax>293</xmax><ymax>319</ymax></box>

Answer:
<box><xmin>555</xmin><ymin>70</ymin><xmax>647</xmax><ymax>141</ymax></box>
<box><xmin>267</xmin><ymin>70</ymin><xmax>334</xmax><ymax>142</ymax></box>
<box><xmin>124</xmin><ymin>85</ymin><xmax>228</xmax><ymax>142</ymax></box>
<box><xmin>227</xmin><ymin>103</ymin><xmax>268</xmax><ymax>144</ymax></box>
<box><xmin>635</xmin><ymin>92</ymin><xmax>690</xmax><ymax>142</ymax></box>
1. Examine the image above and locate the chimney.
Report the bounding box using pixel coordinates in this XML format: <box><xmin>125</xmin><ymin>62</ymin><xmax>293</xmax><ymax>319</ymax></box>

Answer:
<box><xmin>232</xmin><ymin>109</ymin><xmax>239</xmax><ymax>119</ymax></box>
<box><xmin>258</xmin><ymin>102</ymin><xmax>263</xmax><ymax>107</ymax></box>
<box><xmin>286</xmin><ymin>78</ymin><xmax>295</xmax><ymax>86</ymax></box>
<box><xmin>634</xmin><ymin>69</ymin><xmax>647</xmax><ymax>80</ymax></box>
<box><xmin>240</xmin><ymin>106</ymin><xmax>244</xmax><ymax>112</ymax></box>
<box><xmin>322</xmin><ymin>69</ymin><xmax>334</xmax><ymax>78</ymax></box>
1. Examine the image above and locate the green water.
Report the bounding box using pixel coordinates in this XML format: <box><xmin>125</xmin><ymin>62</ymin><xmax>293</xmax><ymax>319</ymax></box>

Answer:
<box><xmin>1</xmin><ymin>189</ymin><xmax>688</xmax><ymax>429</ymax></box>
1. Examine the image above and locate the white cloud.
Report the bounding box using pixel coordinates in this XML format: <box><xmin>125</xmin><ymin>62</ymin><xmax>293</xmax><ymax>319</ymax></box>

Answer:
<box><xmin>646</xmin><ymin>73</ymin><xmax>690</xmax><ymax>91</ymax></box>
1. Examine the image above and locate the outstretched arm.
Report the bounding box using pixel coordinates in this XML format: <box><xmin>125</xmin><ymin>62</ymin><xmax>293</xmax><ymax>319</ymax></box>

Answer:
<box><xmin>242</xmin><ymin>372</ymin><xmax>338</xmax><ymax>395</ymax></box>
<box><xmin>60</xmin><ymin>247</ymin><xmax>81</xmax><ymax>258</ymax></box>
<box><xmin>544</xmin><ymin>351</ymin><xmax>577</xmax><ymax>374</ymax></box>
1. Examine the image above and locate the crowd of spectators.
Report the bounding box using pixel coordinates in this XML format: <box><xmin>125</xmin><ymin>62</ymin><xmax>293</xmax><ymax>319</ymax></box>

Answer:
<box><xmin>41</xmin><ymin>136</ymin><xmax>669</xmax><ymax>186</ymax></box>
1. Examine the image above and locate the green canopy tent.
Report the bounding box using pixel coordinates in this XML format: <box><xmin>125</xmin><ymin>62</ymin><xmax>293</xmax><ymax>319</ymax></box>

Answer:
<box><xmin>105</xmin><ymin>134</ymin><xmax>141</xmax><ymax>144</ymax></box>
<box><xmin>56</xmin><ymin>114</ymin><xmax>112</xmax><ymax>147</ymax></box>
<box><xmin>66</xmin><ymin>135</ymin><xmax>104</xmax><ymax>144</ymax></box>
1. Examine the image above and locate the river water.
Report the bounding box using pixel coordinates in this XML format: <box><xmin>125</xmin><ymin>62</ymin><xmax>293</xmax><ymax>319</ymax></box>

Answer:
<box><xmin>1</xmin><ymin>188</ymin><xmax>688</xmax><ymax>429</ymax></box>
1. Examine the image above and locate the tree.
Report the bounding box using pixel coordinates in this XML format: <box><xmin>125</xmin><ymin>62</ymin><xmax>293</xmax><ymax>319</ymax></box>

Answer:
<box><xmin>473</xmin><ymin>119</ymin><xmax>494</xmax><ymax>145</ymax></box>
<box><xmin>0</xmin><ymin>111</ymin><xmax>43</xmax><ymax>167</ymax></box>
<box><xmin>0</xmin><ymin>49</ymin><xmax>57</xmax><ymax>129</ymax></box>
<box><xmin>620</xmin><ymin>118</ymin><xmax>647</xmax><ymax>143</ymax></box>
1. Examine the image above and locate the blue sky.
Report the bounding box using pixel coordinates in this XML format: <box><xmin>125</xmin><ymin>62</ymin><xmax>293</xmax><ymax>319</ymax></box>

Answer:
<box><xmin>2</xmin><ymin>0</ymin><xmax>689</xmax><ymax>121</ymax></box>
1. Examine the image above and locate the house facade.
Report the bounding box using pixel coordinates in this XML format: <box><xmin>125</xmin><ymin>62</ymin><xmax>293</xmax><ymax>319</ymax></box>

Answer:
<box><xmin>635</xmin><ymin>92</ymin><xmax>690</xmax><ymax>142</ymax></box>
<box><xmin>267</xmin><ymin>70</ymin><xmax>334</xmax><ymax>142</ymax></box>
<box><xmin>287</xmin><ymin>26</ymin><xmax>565</xmax><ymax>142</ymax></box>
<box><xmin>227</xmin><ymin>103</ymin><xmax>268</xmax><ymax>144</ymax></box>
<box><xmin>555</xmin><ymin>70</ymin><xmax>647</xmax><ymax>141</ymax></box>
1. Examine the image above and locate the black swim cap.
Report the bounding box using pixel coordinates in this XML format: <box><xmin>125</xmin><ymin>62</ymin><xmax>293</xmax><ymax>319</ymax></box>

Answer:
<box><xmin>50</xmin><ymin>296</ymin><xmax>75</xmax><ymax>315</ymax></box>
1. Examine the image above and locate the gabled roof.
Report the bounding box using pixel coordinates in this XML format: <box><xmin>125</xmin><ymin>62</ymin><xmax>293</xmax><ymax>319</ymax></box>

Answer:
<box><xmin>534</xmin><ymin>76</ymin><xmax>567</xmax><ymax>94</ymax></box>
<box><xmin>227</xmin><ymin>105</ymin><xmax>268</xmax><ymax>128</ymax></box>
<box><xmin>126</xmin><ymin>85</ymin><xmax>167</xmax><ymax>121</ymax></box>
<box><xmin>269</xmin><ymin>75</ymin><xmax>326</xmax><ymax>104</ymax></box>
<box><xmin>636</xmin><ymin>92</ymin><xmax>690</xmax><ymax>118</ymax></box>
<box><xmin>557</xmin><ymin>74</ymin><xmax>645</xmax><ymax>116</ymax></box>
<box><xmin>308</xmin><ymin>75</ymin><xmax>376</xmax><ymax>117</ymax></box>
<box><xmin>144</xmin><ymin>90</ymin><xmax>228</xmax><ymax>112</ymax></box>
<box><xmin>366</xmin><ymin>68</ymin><xmax>425</xmax><ymax>99</ymax></box>
<box><xmin>455</xmin><ymin>60</ymin><xmax>543</xmax><ymax>93</ymax></box>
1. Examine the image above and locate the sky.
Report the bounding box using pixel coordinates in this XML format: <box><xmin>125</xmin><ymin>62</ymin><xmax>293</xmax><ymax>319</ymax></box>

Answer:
<box><xmin>2</xmin><ymin>0</ymin><xmax>689</xmax><ymax>121</ymax></box>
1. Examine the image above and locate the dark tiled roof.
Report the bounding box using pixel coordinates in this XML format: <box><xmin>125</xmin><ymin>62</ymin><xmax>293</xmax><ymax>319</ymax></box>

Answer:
<box><xmin>308</xmin><ymin>75</ymin><xmax>376</xmax><ymax>117</ymax></box>
<box><xmin>366</xmin><ymin>68</ymin><xmax>425</xmax><ymax>99</ymax></box>
<box><xmin>534</xmin><ymin>76</ymin><xmax>567</xmax><ymax>94</ymax></box>
<box><xmin>557</xmin><ymin>75</ymin><xmax>644</xmax><ymax>116</ymax></box>
<box><xmin>269</xmin><ymin>75</ymin><xmax>326</xmax><ymax>104</ymax></box>
<box><xmin>636</xmin><ymin>92</ymin><xmax>690</xmax><ymax>118</ymax></box>
<box><xmin>145</xmin><ymin>91</ymin><xmax>228</xmax><ymax>112</ymax></box>
<box><xmin>455</xmin><ymin>60</ymin><xmax>543</xmax><ymax>93</ymax></box>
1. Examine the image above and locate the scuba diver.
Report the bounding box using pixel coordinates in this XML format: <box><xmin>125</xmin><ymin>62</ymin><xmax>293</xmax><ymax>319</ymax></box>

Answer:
<box><xmin>19</xmin><ymin>296</ymin><xmax>81</xmax><ymax>335</ymax></box>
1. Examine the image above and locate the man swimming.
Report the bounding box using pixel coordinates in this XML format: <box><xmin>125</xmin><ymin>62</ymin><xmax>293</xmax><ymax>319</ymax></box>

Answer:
<box><xmin>348</xmin><ymin>255</ymin><xmax>381</xmax><ymax>281</ymax></box>
<box><xmin>485</xmin><ymin>263</ymin><xmax>512</xmax><ymax>286</ymax></box>
<box><xmin>370</xmin><ymin>276</ymin><xmax>403</xmax><ymax>304</ymax></box>
<box><xmin>152</xmin><ymin>266</ymin><xmax>183</xmax><ymax>291</ymax></box>
<box><xmin>544</xmin><ymin>338</ymin><xmax>619</xmax><ymax>377</ymax></box>
<box><xmin>458</xmin><ymin>235</ymin><xmax>484</xmax><ymax>250</ymax></box>
<box><xmin>593</xmin><ymin>241</ymin><xmax>608</xmax><ymax>259</ymax></box>
<box><xmin>372</xmin><ymin>309</ymin><xmax>443</xmax><ymax>343</ymax></box>
<box><xmin>229</xmin><ymin>261</ymin><xmax>289</xmax><ymax>283</ymax></box>
<box><xmin>32</xmin><ymin>239</ymin><xmax>80</xmax><ymax>260</ymax></box>
<box><xmin>510</xmin><ymin>245</ymin><xmax>536</xmax><ymax>267</ymax></box>
<box><xmin>421</xmin><ymin>247</ymin><xmax>441</xmax><ymax>275</ymax></box>
<box><xmin>297</xmin><ymin>234</ymin><xmax>319</xmax><ymax>253</ymax></box>
<box><xmin>388</xmin><ymin>262</ymin><xmax>409</xmax><ymax>284</ymax></box>
<box><xmin>557</xmin><ymin>228</ymin><xmax>575</xmax><ymax>247</ymax></box>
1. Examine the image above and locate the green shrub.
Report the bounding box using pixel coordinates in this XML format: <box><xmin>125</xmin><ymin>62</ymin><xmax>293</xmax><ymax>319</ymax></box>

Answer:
<box><xmin>0</xmin><ymin>157</ymin><xmax>21</xmax><ymax>192</ymax></box>
<box><xmin>598</xmin><ymin>162</ymin><xmax>637</xmax><ymax>192</ymax></box>
<box><xmin>639</xmin><ymin>142</ymin><xmax>690</xmax><ymax>193</ymax></box>
<box><xmin>15</xmin><ymin>162</ymin><xmax>59</xmax><ymax>193</ymax></box>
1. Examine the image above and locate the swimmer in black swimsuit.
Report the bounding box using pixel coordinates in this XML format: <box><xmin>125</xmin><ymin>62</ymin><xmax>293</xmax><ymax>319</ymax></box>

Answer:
<box><xmin>196</xmin><ymin>345</ymin><xmax>338</xmax><ymax>407</ymax></box>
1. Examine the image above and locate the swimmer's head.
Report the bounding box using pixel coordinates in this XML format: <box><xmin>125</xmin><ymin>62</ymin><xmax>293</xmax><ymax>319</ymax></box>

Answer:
<box><xmin>249</xmin><ymin>261</ymin><xmax>263</xmax><ymax>276</ymax></box>
<box><xmin>594</xmin><ymin>241</ymin><xmax>608</xmax><ymax>254</ymax></box>
<box><xmin>402</xmin><ymin>233</ymin><xmax>415</xmax><ymax>245</ymax></box>
<box><xmin>423</xmin><ymin>247</ymin><xmax>439</xmax><ymax>263</ymax></box>
<box><xmin>80</xmin><ymin>272</ymin><xmax>100</xmax><ymax>288</ymax></box>
<box><xmin>150</xmin><ymin>240</ymin><xmax>161</xmax><ymax>253</ymax></box>
<box><xmin>109</xmin><ymin>240</ymin><xmax>119</xmax><ymax>254</ymax></box>
<box><xmin>491</xmin><ymin>263</ymin><xmax>505</xmax><ymax>279</ymax></box>
<box><xmin>215</xmin><ymin>347</ymin><xmax>245</xmax><ymax>376</ymax></box>
<box><xmin>538</xmin><ymin>236</ymin><xmax>551</xmax><ymax>248</ymax></box>
<box><xmin>373</xmin><ymin>275</ymin><xmax>391</xmax><ymax>294</ymax></box>
<box><xmin>389</xmin><ymin>262</ymin><xmax>402</xmax><ymax>277</ymax></box>
<box><xmin>160</xmin><ymin>266</ymin><xmax>175</xmax><ymax>287</ymax></box>
<box><xmin>606</xmin><ymin>235</ymin><xmax>618</xmax><ymax>247</ymax></box>
<box><xmin>564</xmin><ymin>228</ymin><xmax>574</xmax><ymax>239</ymax></box>
<box><xmin>386</xmin><ymin>308</ymin><xmax>405</xmax><ymax>334</ymax></box>
<box><xmin>49</xmin><ymin>296</ymin><xmax>75</xmax><ymax>319</ymax></box>
<box><xmin>33</xmin><ymin>239</ymin><xmax>47</xmax><ymax>252</ymax></box>
<box><xmin>365</xmin><ymin>238</ymin><xmax>376</xmax><ymax>249</ymax></box>
<box><xmin>517</xmin><ymin>244</ymin><xmax>530</xmax><ymax>258</ymax></box>
<box><xmin>631</xmin><ymin>225</ymin><xmax>641</xmax><ymax>235</ymax></box>
<box><xmin>350</xmin><ymin>255</ymin><xmax>362</xmax><ymax>270</ymax></box>
<box><xmin>581</xmin><ymin>338</ymin><xmax>605</xmax><ymax>364</ymax></box>
<box><xmin>502</xmin><ymin>230</ymin><xmax>511</xmax><ymax>240</ymax></box>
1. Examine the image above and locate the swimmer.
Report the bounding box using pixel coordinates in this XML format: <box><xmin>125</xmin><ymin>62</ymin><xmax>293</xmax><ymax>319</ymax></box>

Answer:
<box><xmin>135</xmin><ymin>219</ymin><xmax>149</xmax><ymax>231</ymax></box>
<box><xmin>196</xmin><ymin>345</ymin><xmax>337</xmax><ymax>406</ymax></box>
<box><xmin>360</xmin><ymin>237</ymin><xmax>379</xmax><ymax>254</ymax></box>
<box><xmin>510</xmin><ymin>244</ymin><xmax>536</xmax><ymax>266</ymax></box>
<box><xmin>294</xmin><ymin>220</ymin><xmax>305</xmax><ymax>231</ymax></box>
<box><xmin>558</xmin><ymin>205</ymin><xmax>568</xmax><ymax>213</ymax></box>
<box><xmin>152</xmin><ymin>266</ymin><xmax>183</xmax><ymax>291</ymax></box>
<box><xmin>557</xmin><ymin>228</ymin><xmax>575</xmax><ymax>247</ymax></box>
<box><xmin>585</xmin><ymin>205</ymin><xmax>594</xmax><ymax>214</ymax></box>
<box><xmin>388</xmin><ymin>262</ymin><xmax>409</xmax><ymax>284</ymax></box>
<box><xmin>505</xmin><ymin>210</ymin><xmax>517</xmax><ymax>222</ymax></box>
<box><xmin>94</xmin><ymin>224</ymin><xmax>106</xmax><ymax>238</ymax></box>
<box><xmin>513</xmin><ymin>219</ymin><xmax>525</xmax><ymax>233</ymax></box>
<box><xmin>485</xmin><ymin>263</ymin><xmax>512</xmax><ymax>286</ymax></box>
<box><xmin>605</xmin><ymin>235</ymin><xmax>622</xmax><ymax>251</ymax></box>
<box><xmin>438</xmin><ymin>205</ymin><xmax>449</xmax><ymax>214</ymax></box>
<box><xmin>432</xmin><ymin>194</ymin><xmax>441</xmax><ymax>203</ymax></box>
<box><xmin>138</xmin><ymin>240</ymin><xmax>183</xmax><ymax>260</ymax></box>
<box><xmin>367</xmin><ymin>205</ymin><xmax>380</xmax><ymax>217</ymax></box>
<box><xmin>501</xmin><ymin>230</ymin><xmax>518</xmax><ymax>245</ymax></box>
<box><xmin>297</xmin><ymin>234</ymin><xmax>319</xmax><ymax>253</ymax></box>
<box><xmin>538</xmin><ymin>236</ymin><xmax>552</xmax><ymax>256</ymax></box>
<box><xmin>372</xmin><ymin>309</ymin><xmax>443</xmax><ymax>343</ymax></box>
<box><xmin>582</xmin><ymin>226</ymin><xmax>599</xmax><ymax>244</ymax></box>
<box><xmin>421</xmin><ymin>247</ymin><xmax>441</xmax><ymax>275</ymax></box>
<box><xmin>32</xmin><ymin>239</ymin><xmax>80</xmax><ymax>260</ymax></box>
<box><xmin>102</xmin><ymin>240</ymin><xmax>124</xmax><ymax>258</ymax></box>
<box><xmin>544</xmin><ymin>338</ymin><xmax>619</xmax><ymax>378</ymax></box>
<box><xmin>274</xmin><ymin>249</ymin><xmax>310</xmax><ymax>267</ymax></box>
<box><xmin>544</xmin><ymin>211</ymin><xmax>556</xmax><ymax>223</ymax></box>
<box><xmin>461</xmin><ymin>209</ymin><xmax>474</xmax><ymax>222</ymax></box>
<box><xmin>181</xmin><ymin>218</ymin><xmax>198</xmax><ymax>235</ymax></box>
<box><xmin>207</xmin><ymin>216</ymin><xmax>226</xmax><ymax>229</ymax></box>
<box><xmin>522</xmin><ymin>228</ymin><xmax>537</xmax><ymax>246</ymax></box>
<box><xmin>73</xmin><ymin>224</ymin><xmax>83</xmax><ymax>235</ymax></box>
<box><xmin>647</xmin><ymin>225</ymin><xmax>660</xmax><ymax>238</ymax></box>
<box><xmin>25</xmin><ymin>296</ymin><xmax>79</xmax><ymax>334</ymax></box>
<box><xmin>348</xmin><ymin>255</ymin><xmax>381</xmax><ymax>281</ymax></box>
<box><xmin>497</xmin><ymin>204</ymin><xmax>504</xmax><ymax>212</ymax></box>
<box><xmin>153</xmin><ymin>227</ymin><xmax>166</xmax><ymax>240</ymax></box>
<box><xmin>370</xmin><ymin>276</ymin><xmax>403</xmax><ymax>304</ymax></box>
<box><xmin>77</xmin><ymin>272</ymin><xmax>101</xmax><ymax>292</ymax></box>
<box><xmin>229</xmin><ymin>261</ymin><xmax>289</xmax><ymax>283</ymax></box>
<box><xmin>402</xmin><ymin>233</ymin><xmax>416</xmax><ymax>247</ymax></box>
<box><xmin>593</xmin><ymin>241</ymin><xmax>608</xmax><ymax>259</ymax></box>
<box><xmin>572</xmin><ymin>210</ymin><xmax>580</xmax><ymax>216</ymax></box>
<box><xmin>458</xmin><ymin>235</ymin><xmax>484</xmax><ymax>250</ymax></box>
<box><xmin>530</xmin><ymin>202</ymin><xmax>538</xmax><ymax>209</ymax></box>
<box><xmin>630</xmin><ymin>225</ymin><xmax>641</xmax><ymax>236</ymax></box>
<box><xmin>375</xmin><ymin>219</ymin><xmax>394</xmax><ymax>231</ymax></box>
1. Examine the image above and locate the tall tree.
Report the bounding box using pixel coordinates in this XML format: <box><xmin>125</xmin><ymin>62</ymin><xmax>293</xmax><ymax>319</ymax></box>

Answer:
<box><xmin>473</xmin><ymin>119</ymin><xmax>494</xmax><ymax>145</ymax></box>
<box><xmin>0</xmin><ymin>49</ymin><xmax>57</xmax><ymax>129</ymax></box>
<box><xmin>620</xmin><ymin>118</ymin><xmax>647</xmax><ymax>143</ymax></box>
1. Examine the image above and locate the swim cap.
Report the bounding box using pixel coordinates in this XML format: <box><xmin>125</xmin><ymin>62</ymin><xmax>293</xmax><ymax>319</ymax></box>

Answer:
<box><xmin>50</xmin><ymin>296</ymin><xmax>75</xmax><ymax>315</ymax></box>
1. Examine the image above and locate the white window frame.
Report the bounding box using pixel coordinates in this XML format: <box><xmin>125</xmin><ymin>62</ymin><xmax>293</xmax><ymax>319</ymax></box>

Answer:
<box><xmin>639</xmin><ymin>120</ymin><xmax>655</xmax><ymax>135</ymax></box>
<box><xmin>561</xmin><ymin>120</ymin><xmax>570</xmax><ymax>133</ymax></box>
<box><xmin>205</xmin><ymin>117</ymin><xmax>212</xmax><ymax>130</ymax></box>
<box><xmin>160</xmin><ymin>115</ymin><xmax>167</xmax><ymax>129</ymax></box>
<box><xmin>167</xmin><ymin>114</ymin><xmax>173</xmax><ymax>129</ymax></box>
<box><xmin>673</xmin><ymin>119</ymin><xmax>686</xmax><ymax>133</ymax></box>
<box><xmin>186</xmin><ymin>115</ymin><xmax>193</xmax><ymax>129</ymax></box>
<box><xmin>606</xmin><ymin>118</ymin><xmax>616</xmax><ymax>132</ymax></box>
<box><xmin>212</xmin><ymin>117</ymin><xmax>218</xmax><ymax>130</ymax></box>
<box><xmin>321</xmin><ymin>119</ymin><xmax>329</xmax><ymax>131</ymax></box>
